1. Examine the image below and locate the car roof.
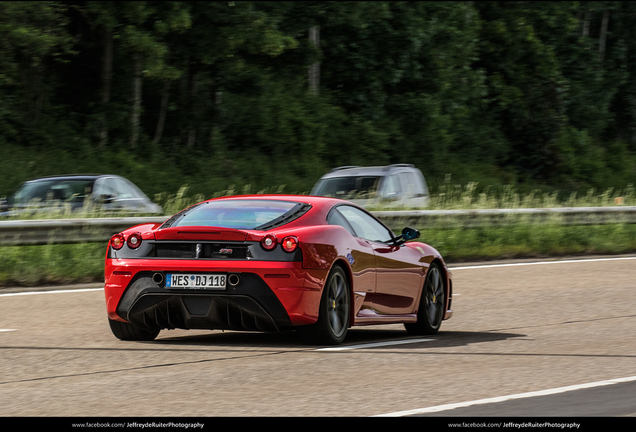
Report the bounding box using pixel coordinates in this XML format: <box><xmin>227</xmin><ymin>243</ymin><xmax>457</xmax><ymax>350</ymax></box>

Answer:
<box><xmin>23</xmin><ymin>174</ymin><xmax>135</xmax><ymax>185</ymax></box>
<box><xmin>319</xmin><ymin>164</ymin><xmax>419</xmax><ymax>178</ymax></box>
<box><xmin>25</xmin><ymin>174</ymin><xmax>117</xmax><ymax>182</ymax></box>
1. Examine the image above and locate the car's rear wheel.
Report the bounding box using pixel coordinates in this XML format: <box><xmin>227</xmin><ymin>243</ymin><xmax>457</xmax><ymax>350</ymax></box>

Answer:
<box><xmin>108</xmin><ymin>318</ymin><xmax>160</xmax><ymax>341</ymax></box>
<box><xmin>405</xmin><ymin>263</ymin><xmax>445</xmax><ymax>335</ymax></box>
<box><xmin>298</xmin><ymin>266</ymin><xmax>350</xmax><ymax>345</ymax></box>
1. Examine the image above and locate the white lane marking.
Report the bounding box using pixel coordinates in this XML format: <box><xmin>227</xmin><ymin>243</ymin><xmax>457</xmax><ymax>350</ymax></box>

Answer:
<box><xmin>373</xmin><ymin>375</ymin><xmax>636</xmax><ymax>417</ymax></box>
<box><xmin>0</xmin><ymin>288</ymin><xmax>102</xmax><ymax>298</ymax></box>
<box><xmin>317</xmin><ymin>338</ymin><xmax>433</xmax><ymax>351</ymax></box>
<box><xmin>449</xmin><ymin>256</ymin><xmax>636</xmax><ymax>271</ymax></box>
<box><xmin>0</xmin><ymin>329</ymin><xmax>17</xmax><ymax>332</ymax></box>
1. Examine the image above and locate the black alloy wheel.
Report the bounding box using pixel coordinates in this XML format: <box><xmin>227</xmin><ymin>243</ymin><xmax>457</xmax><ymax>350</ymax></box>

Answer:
<box><xmin>298</xmin><ymin>266</ymin><xmax>350</xmax><ymax>345</ymax></box>
<box><xmin>405</xmin><ymin>263</ymin><xmax>445</xmax><ymax>335</ymax></box>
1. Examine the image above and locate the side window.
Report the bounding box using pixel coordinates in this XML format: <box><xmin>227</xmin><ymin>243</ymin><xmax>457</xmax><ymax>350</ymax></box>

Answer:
<box><xmin>47</xmin><ymin>185</ymin><xmax>69</xmax><ymax>201</ymax></box>
<box><xmin>327</xmin><ymin>208</ymin><xmax>356</xmax><ymax>236</ymax></box>
<box><xmin>93</xmin><ymin>178</ymin><xmax>117</xmax><ymax>197</ymax></box>
<box><xmin>121</xmin><ymin>178</ymin><xmax>146</xmax><ymax>198</ymax></box>
<box><xmin>111</xmin><ymin>178</ymin><xmax>136</xmax><ymax>199</ymax></box>
<box><xmin>337</xmin><ymin>205</ymin><xmax>394</xmax><ymax>243</ymax></box>
<box><xmin>382</xmin><ymin>175</ymin><xmax>400</xmax><ymax>198</ymax></box>
<box><xmin>399</xmin><ymin>172</ymin><xmax>417</xmax><ymax>197</ymax></box>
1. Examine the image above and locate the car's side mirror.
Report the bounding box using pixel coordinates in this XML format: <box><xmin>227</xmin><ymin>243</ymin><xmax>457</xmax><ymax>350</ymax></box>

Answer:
<box><xmin>401</xmin><ymin>227</ymin><xmax>420</xmax><ymax>241</ymax></box>
<box><xmin>97</xmin><ymin>194</ymin><xmax>115</xmax><ymax>203</ymax></box>
<box><xmin>394</xmin><ymin>227</ymin><xmax>420</xmax><ymax>245</ymax></box>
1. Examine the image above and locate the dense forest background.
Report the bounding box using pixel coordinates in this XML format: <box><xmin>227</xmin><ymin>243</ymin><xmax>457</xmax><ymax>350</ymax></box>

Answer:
<box><xmin>1</xmin><ymin>1</ymin><xmax>635</xmax><ymax>200</ymax></box>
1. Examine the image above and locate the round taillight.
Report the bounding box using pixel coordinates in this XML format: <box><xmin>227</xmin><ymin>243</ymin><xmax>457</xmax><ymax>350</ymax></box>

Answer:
<box><xmin>261</xmin><ymin>234</ymin><xmax>277</xmax><ymax>251</ymax></box>
<box><xmin>281</xmin><ymin>235</ymin><xmax>299</xmax><ymax>253</ymax></box>
<box><xmin>110</xmin><ymin>233</ymin><xmax>125</xmax><ymax>250</ymax></box>
<box><xmin>126</xmin><ymin>232</ymin><xmax>143</xmax><ymax>249</ymax></box>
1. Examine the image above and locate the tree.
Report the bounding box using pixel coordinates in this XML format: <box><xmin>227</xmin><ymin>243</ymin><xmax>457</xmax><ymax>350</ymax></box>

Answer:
<box><xmin>0</xmin><ymin>1</ymin><xmax>74</xmax><ymax>144</ymax></box>
<box><xmin>162</xmin><ymin>1</ymin><xmax>298</xmax><ymax>150</ymax></box>
<box><xmin>82</xmin><ymin>1</ymin><xmax>190</xmax><ymax>149</ymax></box>
<box><xmin>474</xmin><ymin>2</ymin><xmax>575</xmax><ymax>181</ymax></box>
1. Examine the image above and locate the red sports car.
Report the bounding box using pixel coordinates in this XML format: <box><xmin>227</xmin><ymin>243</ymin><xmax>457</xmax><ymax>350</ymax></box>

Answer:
<box><xmin>104</xmin><ymin>195</ymin><xmax>453</xmax><ymax>344</ymax></box>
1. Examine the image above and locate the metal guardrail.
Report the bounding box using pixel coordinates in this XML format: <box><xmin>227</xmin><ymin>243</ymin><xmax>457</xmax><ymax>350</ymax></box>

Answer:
<box><xmin>1</xmin><ymin>207</ymin><xmax>636</xmax><ymax>246</ymax></box>
<box><xmin>375</xmin><ymin>206</ymin><xmax>636</xmax><ymax>230</ymax></box>
<box><xmin>0</xmin><ymin>217</ymin><xmax>166</xmax><ymax>246</ymax></box>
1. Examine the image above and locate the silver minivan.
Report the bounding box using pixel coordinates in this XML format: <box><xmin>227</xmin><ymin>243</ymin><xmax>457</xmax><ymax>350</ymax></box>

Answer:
<box><xmin>310</xmin><ymin>164</ymin><xmax>430</xmax><ymax>208</ymax></box>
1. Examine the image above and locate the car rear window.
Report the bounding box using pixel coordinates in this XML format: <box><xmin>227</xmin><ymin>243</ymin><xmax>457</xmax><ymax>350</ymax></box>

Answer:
<box><xmin>162</xmin><ymin>200</ymin><xmax>309</xmax><ymax>230</ymax></box>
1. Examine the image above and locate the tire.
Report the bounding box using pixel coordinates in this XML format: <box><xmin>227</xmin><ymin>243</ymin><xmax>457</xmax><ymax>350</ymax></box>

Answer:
<box><xmin>108</xmin><ymin>318</ymin><xmax>160</xmax><ymax>341</ymax></box>
<box><xmin>298</xmin><ymin>266</ymin><xmax>350</xmax><ymax>345</ymax></box>
<box><xmin>405</xmin><ymin>263</ymin><xmax>445</xmax><ymax>335</ymax></box>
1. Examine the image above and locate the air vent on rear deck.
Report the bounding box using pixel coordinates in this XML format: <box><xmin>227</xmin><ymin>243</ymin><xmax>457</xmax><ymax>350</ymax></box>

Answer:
<box><xmin>154</xmin><ymin>242</ymin><xmax>248</xmax><ymax>259</ymax></box>
<box><xmin>155</xmin><ymin>243</ymin><xmax>195</xmax><ymax>258</ymax></box>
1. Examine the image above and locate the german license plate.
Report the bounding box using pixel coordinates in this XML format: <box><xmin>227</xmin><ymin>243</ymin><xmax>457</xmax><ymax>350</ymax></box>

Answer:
<box><xmin>165</xmin><ymin>273</ymin><xmax>226</xmax><ymax>290</ymax></box>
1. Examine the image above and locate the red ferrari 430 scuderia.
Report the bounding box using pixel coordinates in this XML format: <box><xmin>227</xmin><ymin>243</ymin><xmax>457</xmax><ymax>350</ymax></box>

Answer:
<box><xmin>104</xmin><ymin>195</ymin><xmax>453</xmax><ymax>344</ymax></box>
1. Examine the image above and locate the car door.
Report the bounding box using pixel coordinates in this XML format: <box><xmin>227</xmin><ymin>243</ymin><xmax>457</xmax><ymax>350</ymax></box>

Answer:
<box><xmin>337</xmin><ymin>205</ymin><xmax>423</xmax><ymax>316</ymax></box>
<box><xmin>371</xmin><ymin>241</ymin><xmax>424</xmax><ymax>315</ymax></box>
<box><xmin>93</xmin><ymin>177</ymin><xmax>121</xmax><ymax>211</ymax></box>
<box><xmin>327</xmin><ymin>207</ymin><xmax>377</xmax><ymax>298</ymax></box>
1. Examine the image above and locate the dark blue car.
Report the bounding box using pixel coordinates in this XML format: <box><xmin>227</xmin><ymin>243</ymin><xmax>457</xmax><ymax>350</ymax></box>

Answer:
<box><xmin>0</xmin><ymin>174</ymin><xmax>162</xmax><ymax>216</ymax></box>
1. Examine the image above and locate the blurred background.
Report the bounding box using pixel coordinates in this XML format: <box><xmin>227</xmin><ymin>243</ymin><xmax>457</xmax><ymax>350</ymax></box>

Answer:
<box><xmin>1</xmin><ymin>1</ymin><xmax>635</xmax><ymax>201</ymax></box>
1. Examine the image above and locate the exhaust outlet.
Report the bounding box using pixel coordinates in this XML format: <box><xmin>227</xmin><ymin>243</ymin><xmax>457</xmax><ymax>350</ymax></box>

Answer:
<box><xmin>152</xmin><ymin>272</ymin><xmax>164</xmax><ymax>285</ymax></box>
<box><xmin>228</xmin><ymin>274</ymin><xmax>241</xmax><ymax>286</ymax></box>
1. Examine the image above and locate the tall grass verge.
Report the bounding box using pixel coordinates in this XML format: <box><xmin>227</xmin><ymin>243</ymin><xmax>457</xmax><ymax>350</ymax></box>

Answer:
<box><xmin>420</xmin><ymin>223</ymin><xmax>636</xmax><ymax>262</ymax></box>
<box><xmin>0</xmin><ymin>243</ymin><xmax>105</xmax><ymax>287</ymax></box>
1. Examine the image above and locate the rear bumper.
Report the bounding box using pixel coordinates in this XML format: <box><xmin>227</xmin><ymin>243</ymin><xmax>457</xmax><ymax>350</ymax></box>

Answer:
<box><xmin>105</xmin><ymin>259</ymin><xmax>328</xmax><ymax>331</ymax></box>
<box><xmin>115</xmin><ymin>273</ymin><xmax>293</xmax><ymax>332</ymax></box>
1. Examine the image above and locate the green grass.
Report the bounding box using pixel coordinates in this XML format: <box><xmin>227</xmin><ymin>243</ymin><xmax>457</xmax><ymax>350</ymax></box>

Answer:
<box><xmin>0</xmin><ymin>243</ymin><xmax>105</xmax><ymax>287</ymax></box>
<box><xmin>419</xmin><ymin>223</ymin><xmax>636</xmax><ymax>262</ymax></box>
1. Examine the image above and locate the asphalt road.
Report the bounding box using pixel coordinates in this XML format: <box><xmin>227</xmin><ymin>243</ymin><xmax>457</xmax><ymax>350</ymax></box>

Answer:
<box><xmin>1</xmin><ymin>255</ymin><xmax>635</xmax><ymax>420</ymax></box>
